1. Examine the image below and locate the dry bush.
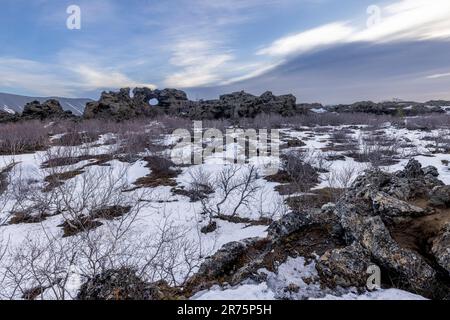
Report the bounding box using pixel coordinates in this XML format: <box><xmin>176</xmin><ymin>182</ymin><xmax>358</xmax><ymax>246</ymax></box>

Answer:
<box><xmin>200</xmin><ymin>165</ymin><xmax>260</xmax><ymax>220</ymax></box>
<box><xmin>0</xmin><ymin>159</ymin><xmax>204</xmax><ymax>299</ymax></box>
<box><xmin>346</xmin><ymin>132</ymin><xmax>401</xmax><ymax>167</ymax></box>
<box><xmin>238</xmin><ymin>114</ymin><xmax>284</xmax><ymax>130</ymax></box>
<box><xmin>324</xmin><ymin>164</ymin><xmax>366</xmax><ymax>204</ymax></box>
<box><xmin>0</xmin><ymin>213</ymin><xmax>203</xmax><ymax>300</ymax></box>
<box><xmin>0</xmin><ymin>121</ymin><xmax>49</xmax><ymax>155</ymax></box>
<box><xmin>423</xmin><ymin>131</ymin><xmax>450</xmax><ymax>154</ymax></box>
<box><xmin>183</xmin><ymin>167</ymin><xmax>214</xmax><ymax>202</ymax></box>
<box><xmin>282</xmin><ymin>150</ymin><xmax>322</xmax><ymax>192</ymax></box>
<box><xmin>202</xmin><ymin>118</ymin><xmax>232</xmax><ymax>132</ymax></box>
<box><xmin>404</xmin><ymin>115</ymin><xmax>450</xmax><ymax>130</ymax></box>
<box><xmin>115</xmin><ymin>121</ymin><xmax>166</xmax><ymax>157</ymax></box>
<box><xmin>154</xmin><ymin>115</ymin><xmax>193</xmax><ymax>134</ymax></box>
<box><xmin>237</xmin><ymin>112</ymin><xmax>400</xmax><ymax>130</ymax></box>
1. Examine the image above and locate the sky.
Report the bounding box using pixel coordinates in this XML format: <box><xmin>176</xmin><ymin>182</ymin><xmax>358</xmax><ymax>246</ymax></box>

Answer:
<box><xmin>1</xmin><ymin>0</ymin><xmax>450</xmax><ymax>104</ymax></box>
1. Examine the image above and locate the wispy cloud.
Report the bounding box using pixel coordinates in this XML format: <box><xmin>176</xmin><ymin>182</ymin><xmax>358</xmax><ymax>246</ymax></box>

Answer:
<box><xmin>0</xmin><ymin>57</ymin><xmax>156</xmax><ymax>97</ymax></box>
<box><xmin>2</xmin><ymin>0</ymin><xmax>450</xmax><ymax>98</ymax></box>
<box><xmin>71</xmin><ymin>65</ymin><xmax>156</xmax><ymax>90</ymax></box>
<box><xmin>164</xmin><ymin>39</ymin><xmax>234</xmax><ymax>87</ymax></box>
<box><xmin>257</xmin><ymin>22</ymin><xmax>354</xmax><ymax>57</ymax></box>
<box><xmin>426</xmin><ymin>72</ymin><xmax>450</xmax><ymax>79</ymax></box>
<box><xmin>259</xmin><ymin>0</ymin><xmax>450</xmax><ymax>59</ymax></box>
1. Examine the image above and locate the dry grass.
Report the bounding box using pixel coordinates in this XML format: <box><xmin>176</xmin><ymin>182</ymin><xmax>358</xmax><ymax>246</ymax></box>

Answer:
<box><xmin>0</xmin><ymin>121</ymin><xmax>50</xmax><ymax>155</ymax></box>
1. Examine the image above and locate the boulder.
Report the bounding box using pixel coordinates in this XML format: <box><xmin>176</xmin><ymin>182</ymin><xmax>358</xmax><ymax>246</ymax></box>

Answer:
<box><xmin>431</xmin><ymin>223</ymin><xmax>450</xmax><ymax>275</ymax></box>
<box><xmin>371</xmin><ymin>191</ymin><xmax>425</xmax><ymax>217</ymax></box>
<box><xmin>21</xmin><ymin>99</ymin><xmax>72</xmax><ymax>120</ymax></box>
<box><xmin>0</xmin><ymin>110</ymin><xmax>18</xmax><ymax>123</ymax></box>
<box><xmin>334</xmin><ymin>159</ymin><xmax>449</xmax><ymax>298</ymax></box>
<box><xmin>195</xmin><ymin>238</ymin><xmax>260</xmax><ymax>280</ymax></box>
<box><xmin>83</xmin><ymin>87</ymin><xmax>300</xmax><ymax>120</ymax></box>
<box><xmin>316</xmin><ymin>243</ymin><xmax>372</xmax><ymax>288</ymax></box>
<box><xmin>83</xmin><ymin>88</ymin><xmax>143</xmax><ymax>120</ymax></box>
<box><xmin>339</xmin><ymin>211</ymin><xmax>440</xmax><ymax>296</ymax></box>
<box><xmin>429</xmin><ymin>186</ymin><xmax>450</xmax><ymax>208</ymax></box>
<box><xmin>192</xmin><ymin>91</ymin><xmax>297</xmax><ymax>119</ymax></box>
<box><xmin>77</xmin><ymin>267</ymin><xmax>168</xmax><ymax>300</ymax></box>
<box><xmin>330</xmin><ymin>101</ymin><xmax>445</xmax><ymax>116</ymax></box>
<box><xmin>267</xmin><ymin>212</ymin><xmax>313</xmax><ymax>240</ymax></box>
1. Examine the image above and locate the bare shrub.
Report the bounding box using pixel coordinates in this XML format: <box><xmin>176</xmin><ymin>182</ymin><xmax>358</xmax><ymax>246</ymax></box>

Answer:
<box><xmin>346</xmin><ymin>132</ymin><xmax>401</xmax><ymax>167</ymax></box>
<box><xmin>423</xmin><ymin>131</ymin><xmax>450</xmax><ymax>154</ymax></box>
<box><xmin>324</xmin><ymin>164</ymin><xmax>365</xmax><ymax>203</ymax></box>
<box><xmin>200</xmin><ymin>165</ymin><xmax>260</xmax><ymax>220</ymax></box>
<box><xmin>0</xmin><ymin>160</ymin><xmax>204</xmax><ymax>299</ymax></box>
<box><xmin>184</xmin><ymin>167</ymin><xmax>214</xmax><ymax>202</ymax></box>
<box><xmin>154</xmin><ymin>115</ymin><xmax>193</xmax><ymax>134</ymax></box>
<box><xmin>282</xmin><ymin>150</ymin><xmax>321</xmax><ymax>192</ymax></box>
<box><xmin>0</xmin><ymin>121</ymin><xmax>49</xmax><ymax>155</ymax></box>
<box><xmin>115</xmin><ymin>120</ymin><xmax>166</xmax><ymax>157</ymax></box>
<box><xmin>0</xmin><ymin>212</ymin><xmax>203</xmax><ymax>299</ymax></box>
<box><xmin>404</xmin><ymin>115</ymin><xmax>450</xmax><ymax>130</ymax></box>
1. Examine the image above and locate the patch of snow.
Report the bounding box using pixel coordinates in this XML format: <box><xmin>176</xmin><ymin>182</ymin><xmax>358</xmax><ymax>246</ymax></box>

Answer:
<box><xmin>192</xmin><ymin>283</ymin><xmax>275</xmax><ymax>300</ymax></box>
<box><xmin>315</xmin><ymin>289</ymin><xmax>427</xmax><ymax>300</ymax></box>
<box><xmin>310</xmin><ymin>108</ymin><xmax>327</xmax><ymax>114</ymax></box>
<box><xmin>2</xmin><ymin>105</ymin><xmax>15</xmax><ymax>114</ymax></box>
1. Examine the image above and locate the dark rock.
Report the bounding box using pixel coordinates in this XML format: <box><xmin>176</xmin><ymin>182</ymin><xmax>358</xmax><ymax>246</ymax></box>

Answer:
<box><xmin>84</xmin><ymin>87</ymin><xmax>300</xmax><ymax>120</ymax></box>
<box><xmin>190</xmin><ymin>90</ymin><xmax>297</xmax><ymax>119</ymax></box>
<box><xmin>403</xmin><ymin>159</ymin><xmax>423</xmax><ymax>178</ymax></box>
<box><xmin>21</xmin><ymin>99</ymin><xmax>71</xmax><ymax>120</ymax></box>
<box><xmin>371</xmin><ymin>191</ymin><xmax>425</xmax><ymax>217</ymax></box>
<box><xmin>334</xmin><ymin>159</ymin><xmax>449</xmax><ymax>298</ymax></box>
<box><xmin>330</xmin><ymin>100</ymin><xmax>445</xmax><ymax>116</ymax></box>
<box><xmin>431</xmin><ymin>223</ymin><xmax>450</xmax><ymax>274</ymax></box>
<box><xmin>339</xmin><ymin>212</ymin><xmax>440</xmax><ymax>296</ymax></box>
<box><xmin>77</xmin><ymin>267</ymin><xmax>168</xmax><ymax>300</ymax></box>
<box><xmin>195</xmin><ymin>238</ymin><xmax>261</xmax><ymax>280</ymax></box>
<box><xmin>201</xmin><ymin>221</ymin><xmax>217</xmax><ymax>234</ymax></box>
<box><xmin>317</xmin><ymin>243</ymin><xmax>372</xmax><ymax>288</ymax></box>
<box><xmin>267</xmin><ymin>212</ymin><xmax>312</xmax><ymax>240</ymax></box>
<box><xmin>84</xmin><ymin>88</ymin><xmax>143</xmax><ymax>120</ymax></box>
<box><xmin>429</xmin><ymin>186</ymin><xmax>450</xmax><ymax>208</ymax></box>
<box><xmin>0</xmin><ymin>110</ymin><xmax>19</xmax><ymax>123</ymax></box>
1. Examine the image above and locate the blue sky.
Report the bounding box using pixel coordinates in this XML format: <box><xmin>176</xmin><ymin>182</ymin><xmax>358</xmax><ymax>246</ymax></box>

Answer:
<box><xmin>1</xmin><ymin>0</ymin><xmax>450</xmax><ymax>103</ymax></box>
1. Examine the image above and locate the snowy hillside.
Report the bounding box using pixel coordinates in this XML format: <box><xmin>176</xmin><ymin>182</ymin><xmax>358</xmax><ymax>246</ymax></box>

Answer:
<box><xmin>0</xmin><ymin>92</ymin><xmax>91</xmax><ymax>115</ymax></box>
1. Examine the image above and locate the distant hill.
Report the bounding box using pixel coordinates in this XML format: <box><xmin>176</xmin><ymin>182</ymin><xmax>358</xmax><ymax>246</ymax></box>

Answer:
<box><xmin>0</xmin><ymin>92</ymin><xmax>92</xmax><ymax>115</ymax></box>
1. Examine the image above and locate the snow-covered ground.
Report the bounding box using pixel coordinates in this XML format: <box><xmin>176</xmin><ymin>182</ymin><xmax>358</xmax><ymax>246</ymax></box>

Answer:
<box><xmin>193</xmin><ymin>257</ymin><xmax>427</xmax><ymax>301</ymax></box>
<box><xmin>1</xmin><ymin>122</ymin><xmax>448</xmax><ymax>300</ymax></box>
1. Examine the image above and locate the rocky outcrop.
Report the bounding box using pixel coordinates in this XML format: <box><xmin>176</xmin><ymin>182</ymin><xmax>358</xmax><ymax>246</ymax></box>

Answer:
<box><xmin>330</xmin><ymin>101</ymin><xmax>445</xmax><ymax>116</ymax></box>
<box><xmin>194</xmin><ymin>238</ymin><xmax>261</xmax><ymax>280</ymax></box>
<box><xmin>21</xmin><ymin>99</ymin><xmax>73</xmax><ymax>120</ymax></box>
<box><xmin>316</xmin><ymin>243</ymin><xmax>371</xmax><ymax>288</ymax></box>
<box><xmin>84</xmin><ymin>88</ymin><xmax>149</xmax><ymax>120</ymax></box>
<box><xmin>0</xmin><ymin>110</ymin><xmax>19</xmax><ymax>123</ymax></box>
<box><xmin>328</xmin><ymin>160</ymin><xmax>449</xmax><ymax>298</ymax></box>
<box><xmin>432</xmin><ymin>223</ymin><xmax>450</xmax><ymax>275</ymax></box>
<box><xmin>77</xmin><ymin>268</ymin><xmax>172</xmax><ymax>300</ymax></box>
<box><xmin>184</xmin><ymin>160</ymin><xmax>449</xmax><ymax>300</ymax></box>
<box><xmin>430</xmin><ymin>186</ymin><xmax>450</xmax><ymax>208</ymax></box>
<box><xmin>83</xmin><ymin>87</ymin><xmax>298</xmax><ymax>120</ymax></box>
<box><xmin>189</xmin><ymin>91</ymin><xmax>297</xmax><ymax>119</ymax></box>
<box><xmin>83</xmin><ymin>87</ymin><xmax>192</xmax><ymax>120</ymax></box>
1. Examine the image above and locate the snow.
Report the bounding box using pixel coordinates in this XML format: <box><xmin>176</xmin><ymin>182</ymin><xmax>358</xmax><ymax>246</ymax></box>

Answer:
<box><xmin>2</xmin><ymin>105</ymin><xmax>15</xmax><ymax>114</ymax></box>
<box><xmin>310</xmin><ymin>108</ymin><xmax>328</xmax><ymax>114</ymax></box>
<box><xmin>193</xmin><ymin>257</ymin><xmax>427</xmax><ymax>300</ymax></box>
<box><xmin>192</xmin><ymin>283</ymin><xmax>276</xmax><ymax>300</ymax></box>
<box><xmin>1</xmin><ymin>122</ymin><xmax>448</xmax><ymax>300</ymax></box>
<box><xmin>315</xmin><ymin>289</ymin><xmax>427</xmax><ymax>300</ymax></box>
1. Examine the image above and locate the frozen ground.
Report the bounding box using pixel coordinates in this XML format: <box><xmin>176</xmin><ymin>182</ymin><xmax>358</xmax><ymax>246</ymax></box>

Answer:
<box><xmin>0</xmin><ymin>121</ymin><xmax>449</xmax><ymax>300</ymax></box>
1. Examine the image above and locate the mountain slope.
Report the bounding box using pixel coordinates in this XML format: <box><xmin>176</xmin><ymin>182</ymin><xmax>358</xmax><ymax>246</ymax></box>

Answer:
<box><xmin>0</xmin><ymin>92</ymin><xmax>92</xmax><ymax>115</ymax></box>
